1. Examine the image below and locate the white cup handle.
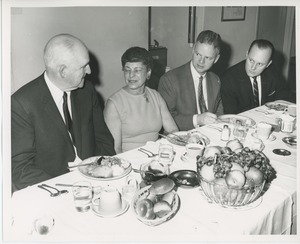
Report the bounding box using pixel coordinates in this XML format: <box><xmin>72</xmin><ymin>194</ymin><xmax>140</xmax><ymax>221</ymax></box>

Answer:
<box><xmin>126</xmin><ymin>176</ymin><xmax>139</xmax><ymax>190</ymax></box>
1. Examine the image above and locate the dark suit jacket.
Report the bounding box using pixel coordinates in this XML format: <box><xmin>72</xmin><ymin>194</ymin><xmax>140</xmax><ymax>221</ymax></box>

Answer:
<box><xmin>220</xmin><ymin>60</ymin><xmax>291</xmax><ymax>114</ymax></box>
<box><xmin>11</xmin><ymin>74</ymin><xmax>115</xmax><ymax>190</ymax></box>
<box><xmin>158</xmin><ymin>62</ymin><xmax>223</xmax><ymax>131</ymax></box>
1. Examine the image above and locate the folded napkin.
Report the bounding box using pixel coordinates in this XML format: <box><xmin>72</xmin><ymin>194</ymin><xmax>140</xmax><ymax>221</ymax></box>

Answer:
<box><xmin>67</xmin><ymin>155</ymin><xmax>82</xmax><ymax>171</ymax></box>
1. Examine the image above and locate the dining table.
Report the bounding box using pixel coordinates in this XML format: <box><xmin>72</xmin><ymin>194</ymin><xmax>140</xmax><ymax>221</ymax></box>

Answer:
<box><xmin>5</xmin><ymin>100</ymin><xmax>298</xmax><ymax>242</ymax></box>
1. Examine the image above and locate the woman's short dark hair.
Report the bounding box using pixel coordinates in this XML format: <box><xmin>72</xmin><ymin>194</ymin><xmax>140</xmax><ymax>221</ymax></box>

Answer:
<box><xmin>121</xmin><ymin>47</ymin><xmax>153</xmax><ymax>70</ymax></box>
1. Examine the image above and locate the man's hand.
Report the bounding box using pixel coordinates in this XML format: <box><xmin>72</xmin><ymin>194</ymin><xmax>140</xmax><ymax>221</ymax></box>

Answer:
<box><xmin>196</xmin><ymin>112</ymin><xmax>218</xmax><ymax>126</ymax></box>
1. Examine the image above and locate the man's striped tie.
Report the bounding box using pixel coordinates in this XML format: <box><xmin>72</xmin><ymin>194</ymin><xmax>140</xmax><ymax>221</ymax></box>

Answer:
<box><xmin>198</xmin><ymin>76</ymin><xmax>207</xmax><ymax>113</ymax></box>
<box><xmin>253</xmin><ymin>76</ymin><xmax>259</xmax><ymax>107</ymax></box>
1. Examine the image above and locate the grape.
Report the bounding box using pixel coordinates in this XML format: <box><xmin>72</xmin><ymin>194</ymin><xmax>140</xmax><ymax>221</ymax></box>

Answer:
<box><xmin>214</xmin><ymin>172</ymin><xmax>223</xmax><ymax>178</ymax></box>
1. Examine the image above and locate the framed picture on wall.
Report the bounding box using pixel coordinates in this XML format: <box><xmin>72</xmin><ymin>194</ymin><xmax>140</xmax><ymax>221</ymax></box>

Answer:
<box><xmin>221</xmin><ymin>7</ymin><xmax>246</xmax><ymax>21</ymax></box>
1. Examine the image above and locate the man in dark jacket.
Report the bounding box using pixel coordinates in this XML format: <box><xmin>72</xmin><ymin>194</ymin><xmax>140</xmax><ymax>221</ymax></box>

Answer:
<box><xmin>11</xmin><ymin>34</ymin><xmax>115</xmax><ymax>190</ymax></box>
<box><xmin>221</xmin><ymin>39</ymin><xmax>290</xmax><ymax>114</ymax></box>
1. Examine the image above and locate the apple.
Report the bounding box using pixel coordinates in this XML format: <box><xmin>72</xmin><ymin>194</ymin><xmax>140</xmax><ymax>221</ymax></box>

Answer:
<box><xmin>153</xmin><ymin>200</ymin><xmax>172</xmax><ymax>218</ymax></box>
<box><xmin>245</xmin><ymin>167</ymin><xmax>264</xmax><ymax>186</ymax></box>
<box><xmin>226</xmin><ymin>139</ymin><xmax>243</xmax><ymax>152</ymax></box>
<box><xmin>203</xmin><ymin>146</ymin><xmax>221</xmax><ymax>158</ymax></box>
<box><xmin>220</xmin><ymin>146</ymin><xmax>233</xmax><ymax>155</ymax></box>
<box><xmin>136</xmin><ymin>199</ymin><xmax>156</xmax><ymax>219</ymax></box>
<box><xmin>199</xmin><ymin>164</ymin><xmax>215</xmax><ymax>182</ymax></box>
<box><xmin>231</xmin><ymin>162</ymin><xmax>244</xmax><ymax>173</ymax></box>
<box><xmin>234</xmin><ymin>148</ymin><xmax>243</xmax><ymax>154</ymax></box>
<box><xmin>161</xmin><ymin>191</ymin><xmax>175</xmax><ymax>205</ymax></box>
<box><xmin>225</xmin><ymin>170</ymin><xmax>246</xmax><ymax>188</ymax></box>
<box><xmin>147</xmin><ymin>192</ymin><xmax>158</xmax><ymax>204</ymax></box>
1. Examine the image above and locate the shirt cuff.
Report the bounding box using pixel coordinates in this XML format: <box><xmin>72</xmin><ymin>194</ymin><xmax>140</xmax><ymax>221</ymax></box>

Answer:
<box><xmin>193</xmin><ymin>114</ymin><xmax>199</xmax><ymax>128</ymax></box>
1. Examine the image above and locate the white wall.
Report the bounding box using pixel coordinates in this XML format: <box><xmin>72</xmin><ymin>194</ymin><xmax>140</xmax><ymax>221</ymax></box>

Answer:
<box><xmin>203</xmin><ymin>7</ymin><xmax>258</xmax><ymax>67</ymax></box>
<box><xmin>11</xmin><ymin>7</ymin><xmax>148</xmax><ymax>100</ymax></box>
<box><xmin>151</xmin><ymin>7</ymin><xmax>195</xmax><ymax>70</ymax></box>
<box><xmin>151</xmin><ymin>6</ymin><xmax>258</xmax><ymax>75</ymax></box>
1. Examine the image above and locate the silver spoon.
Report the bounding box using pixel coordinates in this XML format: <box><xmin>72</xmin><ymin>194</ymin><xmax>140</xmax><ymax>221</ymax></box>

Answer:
<box><xmin>41</xmin><ymin>184</ymin><xmax>69</xmax><ymax>195</ymax></box>
<box><xmin>138</xmin><ymin>148</ymin><xmax>158</xmax><ymax>157</ymax></box>
<box><xmin>38</xmin><ymin>185</ymin><xmax>60</xmax><ymax>197</ymax></box>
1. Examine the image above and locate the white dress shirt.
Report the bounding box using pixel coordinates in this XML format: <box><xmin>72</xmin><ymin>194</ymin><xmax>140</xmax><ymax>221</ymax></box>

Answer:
<box><xmin>44</xmin><ymin>72</ymin><xmax>73</xmax><ymax>121</ymax></box>
<box><xmin>44</xmin><ymin>72</ymin><xmax>81</xmax><ymax>164</ymax></box>
<box><xmin>190</xmin><ymin>62</ymin><xmax>208</xmax><ymax>127</ymax></box>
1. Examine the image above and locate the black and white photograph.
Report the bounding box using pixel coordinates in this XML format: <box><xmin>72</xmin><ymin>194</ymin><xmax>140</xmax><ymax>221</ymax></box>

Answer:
<box><xmin>2</xmin><ymin>0</ymin><xmax>299</xmax><ymax>243</ymax></box>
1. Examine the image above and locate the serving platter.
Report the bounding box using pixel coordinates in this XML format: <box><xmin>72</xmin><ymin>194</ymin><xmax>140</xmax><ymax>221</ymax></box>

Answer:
<box><xmin>218</xmin><ymin>114</ymin><xmax>256</xmax><ymax>127</ymax></box>
<box><xmin>166</xmin><ymin>131</ymin><xmax>210</xmax><ymax>146</ymax></box>
<box><xmin>78</xmin><ymin>156</ymin><xmax>132</xmax><ymax>181</ymax></box>
<box><xmin>265</xmin><ymin>100</ymin><xmax>291</xmax><ymax>111</ymax></box>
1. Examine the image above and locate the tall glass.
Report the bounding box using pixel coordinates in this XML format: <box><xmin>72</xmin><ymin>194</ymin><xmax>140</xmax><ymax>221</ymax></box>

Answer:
<box><xmin>233</xmin><ymin>120</ymin><xmax>248</xmax><ymax>142</ymax></box>
<box><xmin>72</xmin><ymin>181</ymin><xmax>93</xmax><ymax>212</ymax></box>
<box><xmin>158</xmin><ymin>144</ymin><xmax>175</xmax><ymax>166</ymax></box>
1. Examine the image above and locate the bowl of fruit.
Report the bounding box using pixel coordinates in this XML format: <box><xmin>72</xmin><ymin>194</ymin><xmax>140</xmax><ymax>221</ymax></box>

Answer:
<box><xmin>133</xmin><ymin>178</ymin><xmax>180</xmax><ymax>226</ymax></box>
<box><xmin>196</xmin><ymin>140</ymin><xmax>276</xmax><ymax>208</ymax></box>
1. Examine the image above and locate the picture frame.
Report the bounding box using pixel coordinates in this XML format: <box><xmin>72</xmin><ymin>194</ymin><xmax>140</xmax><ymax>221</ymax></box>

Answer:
<box><xmin>221</xmin><ymin>7</ymin><xmax>246</xmax><ymax>21</ymax></box>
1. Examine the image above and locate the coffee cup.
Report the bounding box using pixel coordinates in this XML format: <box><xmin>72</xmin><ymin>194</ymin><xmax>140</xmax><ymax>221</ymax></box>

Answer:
<box><xmin>92</xmin><ymin>187</ymin><xmax>122</xmax><ymax>215</ymax></box>
<box><xmin>185</xmin><ymin>143</ymin><xmax>204</xmax><ymax>160</ymax></box>
<box><xmin>256</xmin><ymin>122</ymin><xmax>272</xmax><ymax>140</ymax></box>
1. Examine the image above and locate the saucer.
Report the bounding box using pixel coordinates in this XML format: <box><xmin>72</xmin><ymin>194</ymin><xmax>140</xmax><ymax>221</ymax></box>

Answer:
<box><xmin>251</xmin><ymin>132</ymin><xmax>276</xmax><ymax>142</ymax></box>
<box><xmin>92</xmin><ymin>198</ymin><xmax>129</xmax><ymax>218</ymax></box>
<box><xmin>180</xmin><ymin>151</ymin><xmax>197</xmax><ymax>163</ymax></box>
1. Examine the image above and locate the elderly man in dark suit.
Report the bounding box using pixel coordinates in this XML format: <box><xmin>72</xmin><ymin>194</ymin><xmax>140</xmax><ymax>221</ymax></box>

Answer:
<box><xmin>221</xmin><ymin>39</ymin><xmax>290</xmax><ymax>114</ymax></box>
<box><xmin>158</xmin><ymin>30</ymin><xmax>223</xmax><ymax>131</ymax></box>
<box><xmin>11</xmin><ymin>34</ymin><xmax>115</xmax><ymax>190</ymax></box>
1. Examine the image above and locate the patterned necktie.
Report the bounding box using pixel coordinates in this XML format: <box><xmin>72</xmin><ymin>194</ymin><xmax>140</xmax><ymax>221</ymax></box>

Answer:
<box><xmin>198</xmin><ymin>76</ymin><xmax>207</xmax><ymax>113</ymax></box>
<box><xmin>253</xmin><ymin>76</ymin><xmax>259</xmax><ymax>107</ymax></box>
<box><xmin>63</xmin><ymin>92</ymin><xmax>75</xmax><ymax>143</ymax></box>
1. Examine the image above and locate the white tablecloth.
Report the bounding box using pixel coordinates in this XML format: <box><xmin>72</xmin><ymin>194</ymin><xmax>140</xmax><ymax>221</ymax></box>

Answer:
<box><xmin>5</xmin><ymin>102</ymin><xmax>298</xmax><ymax>242</ymax></box>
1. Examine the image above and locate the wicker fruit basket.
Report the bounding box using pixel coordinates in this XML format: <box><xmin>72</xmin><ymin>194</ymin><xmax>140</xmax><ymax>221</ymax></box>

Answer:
<box><xmin>132</xmin><ymin>185</ymin><xmax>180</xmax><ymax>226</ymax></box>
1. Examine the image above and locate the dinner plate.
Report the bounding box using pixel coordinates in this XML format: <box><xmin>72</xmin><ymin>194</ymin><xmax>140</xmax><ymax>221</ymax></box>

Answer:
<box><xmin>92</xmin><ymin>199</ymin><xmax>129</xmax><ymax>218</ymax></box>
<box><xmin>166</xmin><ymin>131</ymin><xmax>210</xmax><ymax>146</ymax></box>
<box><xmin>169</xmin><ymin>170</ymin><xmax>199</xmax><ymax>188</ymax></box>
<box><xmin>265</xmin><ymin>100</ymin><xmax>291</xmax><ymax>111</ymax></box>
<box><xmin>251</xmin><ymin>132</ymin><xmax>276</xmax><ymax>142</ymax></box>
<box><xmin>78</xmin><ymin>156</ymin><xmax>132</xmax><ymax>181</ymax></box>
<box><xmin>218</xmin><ymin>114</ymin><xmax>256</xmax><ymax>127</ymax></box>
